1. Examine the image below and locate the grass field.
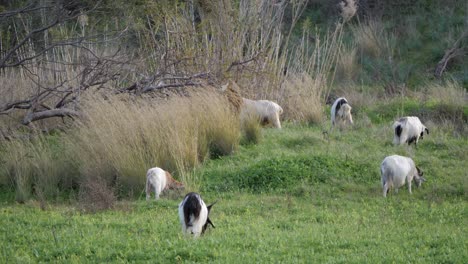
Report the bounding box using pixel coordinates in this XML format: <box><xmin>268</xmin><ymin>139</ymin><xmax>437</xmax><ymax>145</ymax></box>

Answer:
<box><xmin>1</xmin><ymin>100</ymin><xmax>467</xmax><ymax>263</ymax></box>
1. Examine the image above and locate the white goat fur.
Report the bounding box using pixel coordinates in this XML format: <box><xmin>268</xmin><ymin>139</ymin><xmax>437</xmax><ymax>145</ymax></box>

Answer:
<box><xmin>145</xmin><ymin>167</ymin><xmax>183</xmax><ymax>201</ymax></box>
<box><xmin>392</xmin><ymin>116</ymin><xmax>429</xmax><ymax>146</ymax></box>
<box><xmin>380</xmin><ymin>155</ymin><xmax>425</xmax><ymax>197</ymax></box>
<box><xmin>331</xmin><ymin>97</ymin><xmax>353</xmax><ymax>127</ymax></box>
<box><xmin>241</xmin><ymin>98</ymin><xmax>283</xmax><ymax>128</ymax></box>
<box><xmin>178</xmin><ymin>193</ymin><xmax>213</xmax><ymax>237</ymax></box>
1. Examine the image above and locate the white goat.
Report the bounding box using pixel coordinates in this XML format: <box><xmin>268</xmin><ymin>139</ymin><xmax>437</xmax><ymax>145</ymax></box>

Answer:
<box><xmin>331</xmin><ymin>97</ymin><xmax>353</xmax><ymax>127</ymax></box>
<box><xmin>241</xmin><ymin>98</ymin><xmax>283</xmax><ymax>129</ymax></box>
<box><xmin>178</xmin><ymin>192</ymin><xmax>215</xmax><ymax>237</ymax></box>
<box><xmin>145</xmin><ymin>167</ymin><xmax>184</xmax><ymax>201</ymax></box>
<box><xmin>393</xmin><ymin>116</ymin><xmax>429</xmax><ymax>146</ymax></box>
<box><xmin>380</xmin><ymin>155</ymin><xmax>426</xmax><ymax>197</ymax></box>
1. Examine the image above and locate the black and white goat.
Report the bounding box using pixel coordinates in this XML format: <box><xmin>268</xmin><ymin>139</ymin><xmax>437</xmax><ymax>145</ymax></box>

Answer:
<box><xmin>178</xmin><ymin>192</ymin><xmax>215</xmax><ymax>237</ymax></box>
<box><xmin>393</xmin><ymin>116</ymin><xmax>429</xmax><ymax>146</ymax></box>
<box><xmin>331</xmin><ymin>97</ymin><xmax>353</xmax><ymax>127</ymax></box>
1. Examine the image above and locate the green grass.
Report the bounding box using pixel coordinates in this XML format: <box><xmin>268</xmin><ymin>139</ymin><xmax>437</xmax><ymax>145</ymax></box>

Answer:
<box><xmin>1</xmin><ymin>194</ymin><xmax>466</xmax><ymax>262</ymax></box>
<box><xmin>1</xmin><ymin>100</ymin><xmax>467</xmax><ymax>262</ymax></box>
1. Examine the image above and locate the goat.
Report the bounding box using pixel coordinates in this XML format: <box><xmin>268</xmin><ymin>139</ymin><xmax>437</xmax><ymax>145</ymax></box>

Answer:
<box><xmin>145</xmin><ymin>167</ymin><xmax>184</xmax><ymax>201</ymax></box>
<box><xmin>331</xmin><ymin>97</ymin><xmax>353</xmax><ymax>127</ymax></box>
<box><xmin>380</xmin><ymin>155</ymin><xmax>426</xmax><ymax>197</ymax></box>
<box><xmin>178</xmin><ymin>192</ymin><xmax>216</xmax><ymax>237</ymax></box>
<box><xmin>241</xmin><ymin>98</ymin><xmax>283</xmax><ymax>129</ymax></box>
<box><xmin>393</xmin><ymin>116</ymin><xmax>429</xmax><ymax>146</ymax></box>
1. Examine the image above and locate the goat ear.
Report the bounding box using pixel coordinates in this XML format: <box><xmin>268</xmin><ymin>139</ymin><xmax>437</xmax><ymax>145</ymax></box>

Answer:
<box><xmin>207</xmin><ymin>218</ymin><xmax>215</xmax><ymax>228</ymax></box>
<box><xmin>416</xmin><ymin>166</ymin><xmax>423</xmax><ymax>176</ymax></box>
<box><xmin>207</xmin><ymin>201</ymin><xmax>217</xmax><ymax>212</ymax></box>
<box><xmin>425</xmin><ymin>128</ymin><xmax>429</xmax><ymax>135</ymax></box>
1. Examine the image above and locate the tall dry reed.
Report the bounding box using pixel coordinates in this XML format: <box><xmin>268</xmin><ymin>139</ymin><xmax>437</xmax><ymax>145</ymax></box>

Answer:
<box><xmin>1</xmin><ymin>134</ymin><xmax>72</xmax><ymax>202</ymax></box>
<box><xmin>278</xmin><ymin>23</ymin><xmax>344</xmax><ymax>124</ymax></box>
<box><xmin>66</xmin><ymin>89</ymin><xmax>240</xmax><ymax>194</ymax></box>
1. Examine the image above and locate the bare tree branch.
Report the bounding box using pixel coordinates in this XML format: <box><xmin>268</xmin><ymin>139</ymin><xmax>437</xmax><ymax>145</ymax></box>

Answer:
<box><xmin>434</xmin><ymin>30</ymin><xmax>468</xmax><ymax>79</ymax></box>
<box><xmin>22</xmin><ymin>108</ymin><xmax>82</xmax><ymax>125</ymax></box>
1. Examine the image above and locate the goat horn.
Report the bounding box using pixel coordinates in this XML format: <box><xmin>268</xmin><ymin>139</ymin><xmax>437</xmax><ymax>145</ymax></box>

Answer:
<box><xmin>207</xmin><ymin>218</ymin><xmax>215</xmax><ymax>228</ymax></box>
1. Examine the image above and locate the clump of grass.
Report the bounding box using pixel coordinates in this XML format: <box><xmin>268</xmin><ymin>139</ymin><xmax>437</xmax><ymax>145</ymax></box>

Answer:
<box><xmin>424</xmin><ymin>80</ymin><xmax>466</xmax><ymax>107</ymax></box>
<box><xmin>67</xmin><ymin>89</ymin><xmax>240</xmax><ymax>195</ymax></box>
<box><xmin>335</xmin><ymin>45</ymin><xmax>358</xmax><ymax>83</ymax></box>
<box><xmin>78</xmin><ymin>175</ymin><xmax>116</xmax><ymax>213</ymax></box>
<box><xmin>282</xmin><ymin>74</ymin><xmax>325</xmax><ymax>124</ymax></box>
<box><xmin>352</xmin><ymin>20</ymin><xmax>386</xmax><ymax>59</ymax></box>
<box><xmin>1</xmin><ymin>134</ymin><xmax>71</xmax><ymax>202</ymax></box>
<box><xmin>240</xmin><ymin>113</ymin><xmax>263</xmax><ymax>145</ymax></box>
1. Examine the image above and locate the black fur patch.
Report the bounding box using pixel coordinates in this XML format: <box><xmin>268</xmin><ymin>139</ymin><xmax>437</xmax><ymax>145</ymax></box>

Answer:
<box><xmin>407</xmin><ymin>136</ymin><xmax>417</xmax><ymax>145</ymax></box>
<box><xmin>202</xmin><ymin>202</ymin><xmax>216</xmax><ymax>234</ymax></box>
<box><xmin>416</xmin><ymin>166</ymin><xmax>423</xmax><ymax>176</ymax></box>
<box><xmin>395</xmin><ymin>125</ymin><xmax>403</xmax><ymax>137</ymax></box>
<box><xmin>183</xmin><ymin>192</ymin><xmax>202</xmax><ymax>227</ymax></box>
<box><xmin>334</xmin><ymin>98</ymin><xmax>348</xmax><ymax>114</ymax></box>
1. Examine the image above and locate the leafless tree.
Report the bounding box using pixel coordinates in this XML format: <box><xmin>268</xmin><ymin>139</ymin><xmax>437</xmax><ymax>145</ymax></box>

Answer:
<box><xmin>0</xmin><ymin>0</ymin><xmax>128</xmax><ymax>127</ymax></box>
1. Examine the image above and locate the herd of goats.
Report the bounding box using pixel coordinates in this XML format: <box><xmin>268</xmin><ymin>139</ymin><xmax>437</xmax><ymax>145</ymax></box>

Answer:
<box><xmin>145</xmin><ymin>96</ymin><xmax>430</xmax><ymax>237</ymax></box>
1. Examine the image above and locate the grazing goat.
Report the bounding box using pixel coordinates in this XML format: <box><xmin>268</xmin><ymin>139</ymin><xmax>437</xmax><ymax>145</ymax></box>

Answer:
<box><xmin>380</xmin><ymin>155</ymin><xmax>426</xmax><ymax>197</ymax></box>
<box><xmin>331</xmin><ymin>97</ymin><xmax>353</xmax><ymax>127</ymax></box>
<box><xmin>241</xmin><ymin>98</ymin><xmax>283</xmax><ymax>129</ymax></box>
<box><xmin>145</xmin><ymin>167</ymin><xmax>184</xmax><ymax>201</ymax></box>
<box><xmin>178</xmin><ymin>192</ymin><xmax>216</xmax><ymax>237</ymax></box>
<box><xmin>393</xmin><ymin>116</ymin><xmax>429</xmax><ymax>146</ymax></box>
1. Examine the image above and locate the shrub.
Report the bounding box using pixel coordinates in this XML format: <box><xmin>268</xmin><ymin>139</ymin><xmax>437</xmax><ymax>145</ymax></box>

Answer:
<box><xmin>78</xmin><ymin>175</ymin><xmax>116</xmax><ymax>213</ymax></box>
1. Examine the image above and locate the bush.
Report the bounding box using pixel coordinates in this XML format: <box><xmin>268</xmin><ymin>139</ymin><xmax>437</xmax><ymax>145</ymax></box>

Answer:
<box><xmin>78</xmin><ymin>176</ymin><xmax>116</xmax><ymax>213</ymax></box>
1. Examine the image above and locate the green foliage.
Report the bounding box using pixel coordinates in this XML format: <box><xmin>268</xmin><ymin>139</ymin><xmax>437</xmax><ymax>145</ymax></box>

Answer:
<box><xmin>0</xmin><ymin>195</ymin><xmax>466</xmax><ymax>262</ymax></box>
<box><xmin>203</xmin><ymin>155</ymin><xmax>375</xmax><ymax>193</ymax></box>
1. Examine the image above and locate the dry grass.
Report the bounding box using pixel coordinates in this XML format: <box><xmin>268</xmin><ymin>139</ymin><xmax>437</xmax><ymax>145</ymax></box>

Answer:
<box><xmin>423</xmin><ymin>80</ymin><xmax>466</xmax><ymax>106</ymax></box>
<box><xmin>66</xmin><ymin>89</ymin><xmax>240</xmax><ymax>194</ymax></box>
<box><xmin>335</xmin><ymin>45</ymin><xmax>359</xmax><ymax>83</ymax></box>
<box><xmin>281</xmin><ymin>74</ymin><xmax>325</xmax><ymax>124</ymax></box>
<box><xmin>352</xmin><ymin>20</ymin><xmax>386</xmax><ymax>59</ymax></box>
<box><xmin>1</xmin><ymin>87</ymin><xmax>241</xmax><ymax>199</ymax></box>
<box><xmin>1</xmin><ymin>134</ymin><xmax>70</xmax><ymax>202</ymax></box>
<box><xmin>78</xmin><ymin>175</ymin><xmax>116</xmax><ymax>213</ymax></box>
<box><xmin>240</xmin><ymin>112</ymin><xmax>263</xmax><ymax>145</ymax></box>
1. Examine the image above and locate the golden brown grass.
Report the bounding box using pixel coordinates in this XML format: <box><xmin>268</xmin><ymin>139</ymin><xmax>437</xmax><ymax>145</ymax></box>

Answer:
<box><xmin>281</xmin><ymin>74</ymin><xmax>325</xmax><ymax>124</ymax></box>
<box><xmin>67</xmin><ymin>89</ymin><xmax>240</xmax><ymax>194</ymax></box>
<box><xmin>1</xmin><ymin>88</ymin><xmax>240</xmax><ymax>200</ymax></box>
